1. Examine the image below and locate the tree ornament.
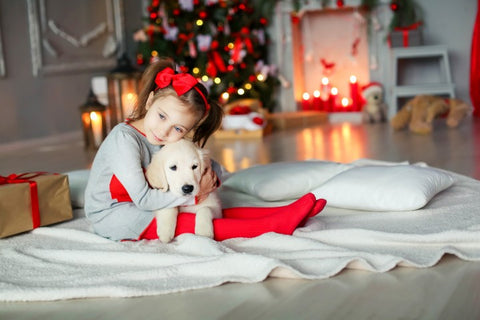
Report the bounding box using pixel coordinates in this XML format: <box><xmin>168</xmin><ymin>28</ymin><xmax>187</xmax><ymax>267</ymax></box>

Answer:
<box><xmin>337</xmin><ymin>0</ymin><xmax>344</xmax><ymax>8</ymax></box>
<box><xmin>390</xmin><ymin>0</ymin><xmax>399</xmax><ymax>11</ymax></box>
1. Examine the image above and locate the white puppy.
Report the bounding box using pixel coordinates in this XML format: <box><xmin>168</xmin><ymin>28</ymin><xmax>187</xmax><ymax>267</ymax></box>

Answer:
<box><xmin>145</xmin><ymin>139</ymin><xmax>222</xmax><ymax>243</ymax></box>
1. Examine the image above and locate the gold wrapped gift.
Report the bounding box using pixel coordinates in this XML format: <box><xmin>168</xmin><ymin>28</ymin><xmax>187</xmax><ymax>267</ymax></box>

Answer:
<box><xmin>0</xmin><ymin>173</ymin><xmax>73</xmax><ymax>238</ymax></box>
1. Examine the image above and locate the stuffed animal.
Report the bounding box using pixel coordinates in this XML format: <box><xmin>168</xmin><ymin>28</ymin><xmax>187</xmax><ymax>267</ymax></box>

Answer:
<box><xmin>390</xmin><ymin>95</ymin><xmax>472</xmax><ymax>134</ymax></box>
<box><xmin>221</xmin><ymin>99</ymin><xmax>267</xmax><ymax>131</ymax></box>
<box><xmin>361</xmin><ymin>82</ymin><xmax>387</xmax><ymax>123</ymax></box>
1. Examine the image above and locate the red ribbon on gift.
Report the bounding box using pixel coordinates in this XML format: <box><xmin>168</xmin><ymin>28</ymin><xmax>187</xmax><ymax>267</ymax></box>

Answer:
<box><xmin>0</xmin><ymin>172</ymin><xmax>48</xmax><ymax>229</ymax></box>
<box><xmin>394</xmin><ymin>22</ymin><xmax>422</xmax><ymax>47</ymax></box>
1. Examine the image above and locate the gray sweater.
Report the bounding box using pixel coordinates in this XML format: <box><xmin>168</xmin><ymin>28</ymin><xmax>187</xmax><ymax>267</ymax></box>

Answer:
<box><xmin>85</xmin><ymin>122</ymin><xmax>208</xmax><ymax>240</ymax></box>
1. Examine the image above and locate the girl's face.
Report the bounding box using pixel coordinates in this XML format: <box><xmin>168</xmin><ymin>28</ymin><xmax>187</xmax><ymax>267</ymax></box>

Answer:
<box><xmin>142</xmin><ymin>93</ymin><xmax>200</xmax><ymax>145</ymax></box>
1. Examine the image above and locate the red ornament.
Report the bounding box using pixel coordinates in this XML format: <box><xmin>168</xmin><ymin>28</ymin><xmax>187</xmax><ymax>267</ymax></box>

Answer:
<box><xmin>173</xmin><ymin>8</ymin><xmax>181</xmax><ymax>16</ymax></box>
<box><xmin>149</xmin><ymin>12</ymin><xmax>158</xmax><ymax>20</ymax></box>
<box><xmin>199</xmin><ymin>11</ymin><xmax>207</xmax><ymax>19</ymax></box>
<box><xmin>337</xmin><ymin>0</ymin><xmax>344</xmax><ymax>7</ymax></box>
<box><xmin>290</xmin><ymin>14</ymin><xmax>300</xmax><ymax>25</ymax></box>
<box><xmin>136</xmin><ymin>54</ymin><xmax>144</xmax><ymax>65</ymax></box>
<box><xmin>248</xmin><ymin>75</ymin><xmax>256</xmax><ymax>82</ymax></box>
<box><xmin>259</xmin><ymin>17</ymin><xmax>268</xmax><ymax>26</ymax></box>
<box><xmin>390</xmin><ymin>0</ymin><xmax>399</xmax><ymax>11</ymax></box>
<box><xmin>179</xmin><ymin>65</ymin><xmax>189</xmax><ymax>73</ymax></box>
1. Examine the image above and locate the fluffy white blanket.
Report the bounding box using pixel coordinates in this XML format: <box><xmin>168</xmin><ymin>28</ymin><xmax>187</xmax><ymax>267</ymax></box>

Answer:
<box><xmin>1</xmin><ymin>161</ymin><xmax>480</xmax><ymax>302</ymax></box>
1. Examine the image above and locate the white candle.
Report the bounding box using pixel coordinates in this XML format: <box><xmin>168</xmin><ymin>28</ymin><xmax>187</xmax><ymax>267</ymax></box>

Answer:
<box><xmin>90</xmin><ymin>111</ymin><xmax>103</xmax><ymax>148</ymax></box>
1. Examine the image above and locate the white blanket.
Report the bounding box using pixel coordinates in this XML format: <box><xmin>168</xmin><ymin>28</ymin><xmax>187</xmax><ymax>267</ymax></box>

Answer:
<box><xmin>1</xmin><ymin>162</ymin><xmax>480</xmax><ymax>302</ymax></box>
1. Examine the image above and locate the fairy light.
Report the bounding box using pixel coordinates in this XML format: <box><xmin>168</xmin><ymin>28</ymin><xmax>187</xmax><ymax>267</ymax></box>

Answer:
<box><xmin>221</xmin><ymin>92</ymin><xmax>230</xmax><ymax>101</ymax></box>
<box><xmin>238</xmin><ymin>88</ymin><xmax>245</xmax><ymax>95</ymax></box>
<box><xmin>192</xmin><ymin>67</ymin><xmax>200</xmax><ymax>75</ymax></box>
<box><xmin>214</xmin><ymin>77</ymin><xmax>221</xmax><ymax>84</ymax></box>
<box><xmin>196</xmin><ymin>19</ymin><xmax>203</xmax><ymax>26</ymax></box>
<box><xmin>257</xmin><ymin>74</ymin><xmax>265</xmax><ymax>81</ymax></box>
<box><xmin>201</xmin><ymin>75</ymin><xmax>209</xmax><ymax>82</ymax></box>
<box><xmin>244</xmin><ymin>83</ymin><xmax>252</xmax><ymax>90</ymax></box>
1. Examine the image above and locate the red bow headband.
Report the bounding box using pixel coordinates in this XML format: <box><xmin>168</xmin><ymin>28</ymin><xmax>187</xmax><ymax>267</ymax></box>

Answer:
<box><xmin>155</xmin><ymin>67</ymin><xmax>210</xmax><ymax>113</ymax></box>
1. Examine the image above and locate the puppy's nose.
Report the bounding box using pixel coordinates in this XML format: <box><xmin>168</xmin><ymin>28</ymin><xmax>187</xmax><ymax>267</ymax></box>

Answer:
<box><xmin>182</xmin><ymin>184</ymin><xmax>194</xmax><ymax>195</ymax></box>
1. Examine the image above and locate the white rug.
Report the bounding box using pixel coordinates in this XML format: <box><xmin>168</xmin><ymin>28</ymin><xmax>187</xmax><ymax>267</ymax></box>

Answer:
<box><xmin>1</xmin><ymin>162</ymin><xmax>480</xmax><ymax>301</ymax></box>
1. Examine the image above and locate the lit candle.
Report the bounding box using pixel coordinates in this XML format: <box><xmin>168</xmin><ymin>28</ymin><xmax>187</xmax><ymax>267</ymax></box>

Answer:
<box><xmin>302</xmin><ymin>92</ymin><xmax>311</xmax><ymax>111</ymax></box>
<box><xmin>341</xmin><ymin>97</ymin><xmax>350</xmax><ymax>111</ymax></box>
<box><xmin>312</xmin><ymin>90</ymin><xmax>322</xmax><ymax>111</ymax></box>
<box><xmin>329</xmin><ymin>87</ymin><xmax>338</xmax><ymax>112</ymax></box>
<box><xmin>90</xmin><ymin>111</ymin><xmax>103</xmax><ymax>148</ymax></box>
<box><xmin>122</xmin><ymin>92</ymin><xmax>137</xmax><ymax>118</ymax></box>
<box><xmin>349</xmin><ymin>75</ymin><xmax>359</xmax><ymax>111</ymax></box>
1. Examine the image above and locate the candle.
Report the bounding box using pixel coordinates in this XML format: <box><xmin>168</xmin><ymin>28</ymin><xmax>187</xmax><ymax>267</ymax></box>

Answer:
<box><xmin>329</xmin><ymin>87</ymin><xmax>338</xmax><ymax>112</ymax></box>
<box><xmin>349</xmin><ymin>75</ymin><xmax>359</xmax><ymax>111</ymax></box>
<box><xmin>302</xmin><ymin>92</ymin><xmax>311</xmax><ymax>110</ymax></box>
<box><xmin>320</xmin><ymin>77</ymin><xmax>330</xmax><ymax>111</ymax></box>
<box><xmin>312</xmin><ymin>90</ymin><xmax>322</xmax><ymax>111</ymax></box>
<box><xmin>341</xmin><ymin>97</ymin><xmax>350</xmax><ymax>111</ymax></box>
<box><xmin>122</xmin><ymin>92</ymin><xmax>137</xmax><ymax>118</ymax></box>
<box><xmin>90</xmin><ymin>111</ymin><xmax>103</xmax><ymax>148</ymax></box>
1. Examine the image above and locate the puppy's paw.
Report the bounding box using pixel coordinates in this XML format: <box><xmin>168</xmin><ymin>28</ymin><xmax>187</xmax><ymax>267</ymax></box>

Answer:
<box><xmin>195</xmin><ymin>220</ymin><xmax>214</xmax><ymax>239</ymax></box>
<box><xmin>155</xmin><ymin>207</ymin><xmax>178</xmax><ymax>243</ymax></box>
<box><xmin>157</xmin><ymin>225</ymin><xmax>175</xmax><ymax>243</ymax></box>
<box><xmin>195</xmin><ymin>208</ymin><xmax>214</xmax><ymax>239</ymax></box>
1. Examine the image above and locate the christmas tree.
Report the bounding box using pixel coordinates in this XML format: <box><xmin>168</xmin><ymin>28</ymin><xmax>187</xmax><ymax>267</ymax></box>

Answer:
<box><xmin>134</xmin><ymin>0</ymin><xmax>279</xmax><ymax>112</ymax></box>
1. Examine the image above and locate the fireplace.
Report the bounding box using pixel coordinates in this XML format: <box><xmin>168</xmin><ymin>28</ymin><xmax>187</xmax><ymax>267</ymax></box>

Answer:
<box><xmin>273</xmin><ymin>4</ymin><xmax>371</xmax><ymax>113</ymax></box>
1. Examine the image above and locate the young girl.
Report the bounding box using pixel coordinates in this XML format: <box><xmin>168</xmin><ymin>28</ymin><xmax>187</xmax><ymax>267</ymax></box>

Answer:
<box><xmin>85</xmin><ymin>58</ymin><xmax>325</xmax><ymax>242</ymax></box>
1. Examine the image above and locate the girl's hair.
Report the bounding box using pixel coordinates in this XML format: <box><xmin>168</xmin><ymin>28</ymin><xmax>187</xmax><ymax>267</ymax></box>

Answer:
<box><xmin>130</xmin><ymin>58</ymin><xmax>223</xmax><ymax>147</ymax></box>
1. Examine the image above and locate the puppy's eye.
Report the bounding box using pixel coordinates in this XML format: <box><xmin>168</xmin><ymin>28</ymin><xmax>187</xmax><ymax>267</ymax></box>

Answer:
<box><xmin>192</xmin><ymin>164</ymin><xmax>198</xmax><ymax>170</ymax></box>
<box><xmin>169</xmin><ymin>165</ymin><xmax>177</xmax><ymax>171</ymax></box>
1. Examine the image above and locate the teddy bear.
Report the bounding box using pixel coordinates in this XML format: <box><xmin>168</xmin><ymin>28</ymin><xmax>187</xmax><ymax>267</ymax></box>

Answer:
<box><xmin>361</xmin><ymin>82</ymin><xmax>387</xmax><ymax>123</ymax></box>
<box><xmin>390</xmin><ymin>95</ymin><xmax>472</xmax><ymax>134</ymax></box>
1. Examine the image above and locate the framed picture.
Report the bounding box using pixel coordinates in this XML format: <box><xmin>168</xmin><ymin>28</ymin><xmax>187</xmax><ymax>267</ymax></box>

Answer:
<box><xmin>27</xmin><ymin>0</ymin><xmax>125</xmax><ymax>76</ymax></box>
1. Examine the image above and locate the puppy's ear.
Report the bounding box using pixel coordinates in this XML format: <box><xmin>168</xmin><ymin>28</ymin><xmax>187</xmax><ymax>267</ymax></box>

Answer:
<box><xmin>145</xmin><ymin>153</ymin><xmax>169</xmax><ymax>192</ymax></box>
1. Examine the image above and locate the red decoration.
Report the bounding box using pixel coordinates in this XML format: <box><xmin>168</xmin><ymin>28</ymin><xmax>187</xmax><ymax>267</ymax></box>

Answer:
<box><xmin>259</xmin><ymin>17</ymin><xmax>268</xmax><ymax>25</ymax></box>
<box><xmin>229</xmin><ymin>105</ymin><xmax>252</xmax><ymax>115</ymax></box>
<box><xmin>290</xmin><ymin>13</ymin><xmax>300</xmax><ymax>25</ymax></box>
<box><xmin>471</xmin><ymin>0</ymin><xmax>480</xmax><ymax>117</ymax></box>
<box><xmin>337</xmin><ymin>0</ymin><xmax>344</xmax><ymax>8</ymax></box>
<box><xmin>252</xmin><ymin>117</ymin><xmax>264</xmax><ymax>126</ymax></box>
<box><xmin>390</xmin><ymin>1</ymin><xmax>399</xmax><ymax>11</ymax></box>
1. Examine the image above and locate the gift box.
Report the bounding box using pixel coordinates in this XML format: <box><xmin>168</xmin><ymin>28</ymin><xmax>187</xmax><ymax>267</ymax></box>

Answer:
<box><xmin>0</xmin><ymin>173</ymin><xmax>73</xmax><ymax>238</ymax></box>
<box><xmin>389</xmin><ymin>23</ymin><xmax>423</xmax><ymax>48</ymax></box>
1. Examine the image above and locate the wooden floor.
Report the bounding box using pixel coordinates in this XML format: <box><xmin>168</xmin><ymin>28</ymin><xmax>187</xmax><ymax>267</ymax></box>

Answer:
<box><xmin>1</xmin><ymin>116</ymin><xmax>480</xmax><ymax>319</ymax></box>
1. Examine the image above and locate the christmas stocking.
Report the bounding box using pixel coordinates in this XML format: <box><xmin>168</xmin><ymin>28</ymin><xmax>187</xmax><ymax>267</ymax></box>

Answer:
<box><xmin>140</xmin><ymin>193</ymin><xmax>326</xmax><ymax>241</ymax></box>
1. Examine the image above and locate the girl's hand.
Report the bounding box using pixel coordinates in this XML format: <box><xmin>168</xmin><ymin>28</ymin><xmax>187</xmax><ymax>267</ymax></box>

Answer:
<box><xmin>196</xmin><ymin>166</ymin><xmax>219</xmax><ymax>204</ymax></box>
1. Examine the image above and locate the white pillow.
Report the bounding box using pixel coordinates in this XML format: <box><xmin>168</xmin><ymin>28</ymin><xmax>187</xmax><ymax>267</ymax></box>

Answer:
<box><xmin>66</xmin><ymin>170</ymin><xmax>90</xmax><ymax>208</ymax></box>
<box><xmin>222</xmin><ymin>161</ymin><xmax>352</xmax><ymax>201</ymax></box>
<box><xmin>312</xmin><ymin>165</ymin><xmax>454</xmax><ymax>211</ymax></box>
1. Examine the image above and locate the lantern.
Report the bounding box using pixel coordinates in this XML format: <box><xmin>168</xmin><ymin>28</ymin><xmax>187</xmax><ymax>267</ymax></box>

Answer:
<box><xmin>79</xmin><ymin>89</ymin><xmax>107</xmax><ymax>150</ymax></box>
<box><xmin>106</xmin><ymin>53</ymin><xmax>142</xmax><ymax>131</ymax></box>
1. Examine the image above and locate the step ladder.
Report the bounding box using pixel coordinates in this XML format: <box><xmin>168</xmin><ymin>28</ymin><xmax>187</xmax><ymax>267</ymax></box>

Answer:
<box><xmin>389</xmin><ymin>45</ymin><xmax>455</xmax><ymax>117</ymax></box>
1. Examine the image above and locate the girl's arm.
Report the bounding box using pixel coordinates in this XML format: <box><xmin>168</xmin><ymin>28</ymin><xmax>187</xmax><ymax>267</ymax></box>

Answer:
<box><xmin>108</xmin><ymin>130</ymin><xmax>195</xmax><ymax>210</ymax></box>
